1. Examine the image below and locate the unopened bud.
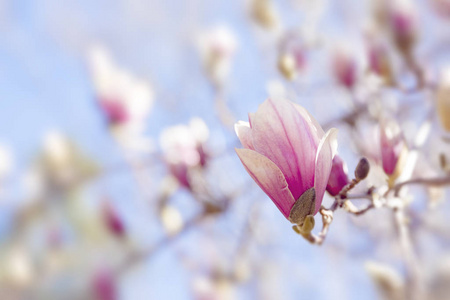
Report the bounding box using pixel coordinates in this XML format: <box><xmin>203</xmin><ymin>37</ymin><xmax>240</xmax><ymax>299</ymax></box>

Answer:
<box><xmin>102</xmin><ymin>201</ymin><xmax>125</xmax><ymax>238</ymax></box>
<box><xmin>332</xmin><ymin>48</ymin><xmax>358</xmax><ymax>89</ymax></box>
<box><xmin>380</xmin><ymin>119</ymin><xmax>407</xmax><ymax>182</ymax></box>
<box><xmin>367</xmin><ymin>39</ymin><xmax>393</xmax><ymax>85</ymax></box>
<box><xmin>99</xmin><ymin>99</ymin><xmax>129</xmax><ymax>125</ymax></box>
<box><xmin>326</xmin><ymin>155</ymin><xmax>350</xmax><ymax>196</ymax></box>
<box><xmin>251</xmin><ymin>0</ymin><xmax>279</xmax><ymax>29</ymax></box>
<box><xmin>278</xmin><ymin>54</ymin><xmax>297</xmax><ymax>80</ymax></box>
<box><xmin>437</xmin><ymin>68</ymin><xmax>450</xmax><ymax>132</ymax></box>
<box><xmin>92</xmin><ymin>267</ymin><xmax>117</xmax><ymax>300</ymax></box>
<box><xmin>389</xmin><ymin>1</ymin><xmax>417</xmax><ymax>54</ymax></box>
<box><xmin>355</xmin><ymin>157</ymin><xmax>370</xmax><ymax>180</ymax></box>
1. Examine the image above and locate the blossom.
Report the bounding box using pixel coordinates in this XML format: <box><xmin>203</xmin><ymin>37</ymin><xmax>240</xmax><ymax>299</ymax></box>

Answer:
<box><xmin>159</xmin><ymin>118</ymin><xmax>209</xmax><ymax>188</ymax></box>
<box><xmin>332</xmin><ymin>47</ymin><xmax>358</xmax><ymax>89</ymax></box>
<box><xmin>388</xmin><ymin>0</ymin><xmax>418</xmax><ymax>53</ymax></box>
<box><xmin>278</xmin><ymin>31</ymin><xmax>307</xmax><ymax>80</ymax></box>
<box><xmin>365</xmin><ymin>32</ymin><xmax>393</xmax><ymax>84</ymax></box>
<box><xmin>235</xmin><ymin>98</ymin><xmax>337</xmax><ymax>225</ymax></box>
<box><xmin>432</xmin><ymin>0</ymin><xmax>450</xmax><ymax>19</ymax></box>
<box><xmin>326</xmin><ymin>155</ymin><xmax>350</xmax><ymax>196</ymax></box>
<box><xmin>92</xmin><ymin>267</ymin><xmax>116</xmax><ymax>300</ymax></box>
<box><xmin>380</xmin><ymin>118</ymin><xmax>407</xmax><ymax>182</ymax></box>
<box><xmin>88</xmin><ymin>45</ymin><xmax>154</xmax><ymax>153</ymax></box>
<box><xmin>102</xmin><ymin>200</ymin><xmax>126</xmax><ymax>238</ymax></box>
<box><xmin>197</xmin><ymin>25</ymin><xmax>237</xmax><ymax>86</ymax></box>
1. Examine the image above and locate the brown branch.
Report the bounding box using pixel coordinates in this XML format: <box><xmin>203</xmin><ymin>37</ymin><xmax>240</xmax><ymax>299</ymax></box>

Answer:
<box><xmin>392</xmin><ymin>176</ymin><xmax>450</xmax><ymax>196</ymax></box>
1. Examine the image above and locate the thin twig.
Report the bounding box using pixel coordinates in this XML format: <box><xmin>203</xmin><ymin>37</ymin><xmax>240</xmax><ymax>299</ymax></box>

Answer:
<box><xmin>392</xmin><ymin>175</ymin><xmax>450</xmax><ymax>196</ymax></box>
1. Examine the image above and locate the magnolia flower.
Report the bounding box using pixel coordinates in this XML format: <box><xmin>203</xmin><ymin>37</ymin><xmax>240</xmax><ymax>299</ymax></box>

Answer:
<box><xmin>197</xmin><ymin>25</ymin><xmax>237</xmax><ymax>86</ymax></box>
<box><xmin>326</xmin><ymin>155</ymin><xmax>350</xmax><ymax>196</ymax></box>
<box><xmin>365</xmin><ymin>33</ymin><xmax>393</xmax><ymax>84</ymax></box>
<box><xmin>332</xmin><ymin>47</ymin><xmax>358</xmax><ymax>89</ymax></box>
<box><xmin>88</xmin><ymin>45</ymin><xmax>154</xmax><ymax>153</ymax></box>
<box><xmin>436</xmin><ymin>68</ymin><xmax>450</xmax><ymax>132</ymax></box>
<box><xmin>380</xmin><ymin>118</ymin><xmax>408</xmax><ymax>184</ymax></box>
<box><xmin>159</xmin><ymin>118</ymin><xmax>209</xmax><ymax>188</ymax></box>
<box><xmin>388</xmin><ymin>0</ymin><xmax>418</xmax><ymax>53</ymax></box>
<box><xmin>278</xmin><ymin>31</ymin><xmax>307</xmax><ymax>80</ymax></box>
<box><xmin>235</xmin><ymin>98</ymin><xmax>337</xmax><ymax>225</ymax></box>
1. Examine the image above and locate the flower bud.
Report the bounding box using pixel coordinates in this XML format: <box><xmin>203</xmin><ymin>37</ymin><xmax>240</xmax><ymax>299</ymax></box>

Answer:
<box><xmin>278</xmin><ymin>54</ymin><xmax>297</xmax><ymax>80</ymax></box>
<box><xmin>366</xmin><ymin>38</ymin><xmax>393</xmax><ymax>84</ymax></box>
<box><xmin>355</xmin><ymin>157</ymin><xmax>370</xmax><ymax>181</ymax></box>
<box><xmin>169</xmin><ymin>163</ymin><xmax>190</xmax><ymax>189</ymax></box>
<box><xmin>436</xmin><ymin>68</ymin><xmax>450</xmax><ymax>132</ymax></box>
<box><xmin>278</xmin><ymin>32</ymin><xmax>307</xmax><ymax>80</ymax></box>
<box><xmin>332</xmin><ymin>48</ymin><xmax>358</xmax><ymax>89</ymax></box>
<box><xmin>99</xmin><ymin>99</ymin><xmax>129</xmax><ymax>125</ymax></box>
<box><xmin>102</xmin><ymin>201</ymin><xmax>125</xmax><ymax>238</ymax></box>
<box><xmin>251</xmin><ymin>0</ymin><xmax>279</xmax><ymax>29</ymax></box>
<box><xmin>389</xmin><ymin>1</ymin><xmax>417</xmax><ymax>53</ymax></box>
<box><xmin>159</xmin><ymin>118</ymin><xmax>210</xmax><ymax>189</ymax></box>
<box><xmin>432</xmin><ymin>0</ymin><xmax>450</xmax><ymax>19</ymax></box>
<box><xmin>197</xmin><ymin>25</ymin><xmax>237</xmax><ymax>86</ymax></box>
<box><xmin>92</xmin><ymin>267</ymin><xmax>116</xmax><ymax>300</ymax></box>
<box><xmin>235</xmin><ymin>98</ymin><xmax>338</xmax><ymax>223</ymax></box>
<box><xmin>160</xmin><ymin>205</ymin><xmax>183</xmax><ymax>236</ymax></box>
<box><xmin>380</xmin><ymin>119</ymin><xmax>407</xmax><ymax>183</ymax></box>
<box><xmin>326</xmin><ymin>156</ymin><xmax>350</xmax><ymax>196</ymax></box>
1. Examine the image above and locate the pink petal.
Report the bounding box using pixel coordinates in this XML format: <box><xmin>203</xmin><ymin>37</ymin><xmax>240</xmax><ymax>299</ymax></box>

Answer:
<box><xmin>380</xmin><ymin>120</ymin><xmax>404</xmax><ymax>175</ymax></box>
<box><xmin>313</xmin><ymin>128</ymin><xmax>338</xmax><ymax>214</ymax></box>
<box><xmin>234</xmin><ymin>121</ymin><xmax>254</xmax><ymax>150</ymax></box>
<box><xmin>292</xmin><ymin>103</ymin><xmax>325</xmax><ymax>144</ymax></box>
<box><xmin>326</xmin><ymin>155</ymin><xmax>350</xmax><ymax>196</ymax></box>
<box><xmin>248</xmin><ymin>113</ymin><xmax>255</xmax><ymax>128</ymax></box>
<box><xmin>251</xmin><ymin>98</ymin><xmax>316</xmax><ymax>200</ymax></box>
<box><xmin>236</xmin><ymin>148</ymin><xmax>295</xmax><ymax>218</ymax></box>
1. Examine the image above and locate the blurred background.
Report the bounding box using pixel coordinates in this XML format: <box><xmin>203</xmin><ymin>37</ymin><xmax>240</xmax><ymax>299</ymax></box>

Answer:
<box><xmin>1</xmin><ymin>0</ymin><xmax>450</xmax><ymax>299</ymax></box>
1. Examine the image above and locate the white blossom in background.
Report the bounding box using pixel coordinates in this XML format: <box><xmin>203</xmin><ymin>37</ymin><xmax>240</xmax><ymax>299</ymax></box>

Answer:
<box><xmin>88</xmin><ymin>45</ymin><xmax>154</xmax><ymax>154</ymax></box>
<box><xmin>159</xmin><ymin>118</ymin><xmax>209</xmax><ymax>189</ymax></box>
<box><xmin>22</xmin><ymin>130</ymin><xmax>98</xmax><ymax>200</ymax></box>
<box><xmin>197</xmin><ymin>25</ymin><xmax>237</xmax><ymax>87</ymax></box>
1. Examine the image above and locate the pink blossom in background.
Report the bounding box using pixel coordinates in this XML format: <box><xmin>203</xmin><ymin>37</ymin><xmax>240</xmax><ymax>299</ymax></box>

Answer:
<box><xmin>388</xmin><ymin>0</ymin><xmax>417</xmax><ymax>52</ymax></box>
<box><xmin>88</xmin><ymin>46</ymin><xmax>154</xmax><ymax>153</ymax></box>
<box><xmin>235</xmin><ymin>98</ymin><xmax>337</xmax><ymax>223</ymax></box>
<box><xmin>102</xmin><ymin>200</ymin><xmax>126</xmax><ymax>238</ymax></box>
<box><xmin>365</xmin><ymin>34</ymin><xmax>393</xmax><ymax>84</ymax></box>
<box><xmin>197</xmin><ymin>25</ymin><xmax>237</xmax><ymax>86</ymax></box>
<box><xmin>332</xmin><ymin>48</ymin><xmax>358</xmax><ymax>89</ymax></box>
<box><xmin>99</xmin><ymin>99</ymin><xmax>129</xmax><ymax>125</ymax></box>
<box><xmin>92</xmin><ymin>267</ymin><xmax>117</xmax><ymax>300</ymax></box>
<box><xmin>159</xmin><ymin>118</ymin><xmax>210</xmax><ymax>189</ymax></box>
<box><xmin>326</xmin><ymin>155</ymin><xmax>350</xmax><ymax>196</ymax></box>
<box><xmin>380</xmin><ymin>118</ymin><xmax>406</xmax><ymax>177</ymax></box>
<box><xmin>433</xmin><ymin>0</ymin><xmax>450</xmax><ymax>18</ymax></box>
